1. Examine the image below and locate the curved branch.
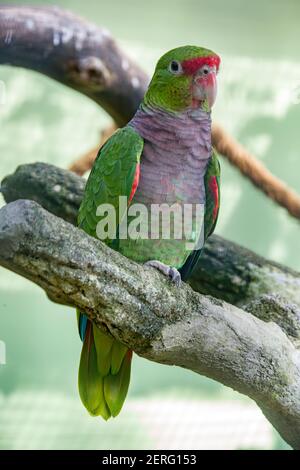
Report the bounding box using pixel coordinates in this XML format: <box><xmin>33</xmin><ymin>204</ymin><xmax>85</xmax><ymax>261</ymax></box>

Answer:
<box><xmin>2</xmin><ymin>162</ymin><xmax>300</xmax><ymax>317</ymax></box>
<box><xmin>0</xmin><ymin>5</ymin><xmax>148</xmax><ymax>126</ymax></box>
<box><xmin>0</xmin><ymin>199</ymin><xmax>299</xmax><ymax>449</ymax></box>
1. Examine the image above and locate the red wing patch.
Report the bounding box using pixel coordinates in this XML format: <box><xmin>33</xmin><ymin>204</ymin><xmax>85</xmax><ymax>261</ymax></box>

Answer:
<box><xmin>129</xmin><ymin>164</ymin><xmax>140</xmax><ymax>204</ymax></box>
<box><xmin>208</xmin><ymin>175</ymin><xmax>219</xmax><ymax>221</ymax></box>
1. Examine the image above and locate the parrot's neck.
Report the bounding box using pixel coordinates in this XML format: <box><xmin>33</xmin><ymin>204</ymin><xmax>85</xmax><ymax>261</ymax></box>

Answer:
<box><xmin>128</xmin><ymin>102</ymin><xmax>212</xmax><ymax>207</ymax></box>
<box><xmin>129</xmin><ymin>102</ymin><xmax>212</xmax><ymax>162</ymax></box>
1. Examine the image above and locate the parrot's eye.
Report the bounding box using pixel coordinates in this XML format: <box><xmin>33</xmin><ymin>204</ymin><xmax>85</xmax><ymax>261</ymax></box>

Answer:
<box><xmin>201</xmin><ymin>65</ymin><xmax>210</xmax><ymax>75</ymax></box>
<box><xmin>169</xmin><ymin>60</ymin><xmax>183</xmax><ymax>75</ymax></box>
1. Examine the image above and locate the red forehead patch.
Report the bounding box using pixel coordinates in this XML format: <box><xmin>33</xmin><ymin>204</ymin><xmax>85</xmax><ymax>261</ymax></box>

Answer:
<box><xmin>182</xmin><ymin>55</ymin><xmax>221</xmax><ymax>75</ymax></box>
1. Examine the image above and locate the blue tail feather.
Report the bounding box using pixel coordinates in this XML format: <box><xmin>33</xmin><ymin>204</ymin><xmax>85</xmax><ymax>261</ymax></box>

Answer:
<box><xmin>79</xmin><ymin>313</ymin><xmax>88</xmax><ymax>342</ymax></box>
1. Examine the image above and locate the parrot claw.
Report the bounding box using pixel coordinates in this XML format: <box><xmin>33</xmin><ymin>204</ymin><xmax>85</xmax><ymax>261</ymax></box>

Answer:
<box><xmin>144</xmin><ymin>260</ymin><xmax>182</xmax><ymax>287</ymax></box>
<box><xmin>168</xmin><ymin>267</ymin><xmax>182</xmax><ymax>287</ymax></box>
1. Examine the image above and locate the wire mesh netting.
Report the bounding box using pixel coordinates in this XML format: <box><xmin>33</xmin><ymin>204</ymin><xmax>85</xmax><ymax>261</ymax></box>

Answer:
<box><xmin>0</xmin><ymin>391</ymin><xmax>277</xmax><ymax>450</ymax></box>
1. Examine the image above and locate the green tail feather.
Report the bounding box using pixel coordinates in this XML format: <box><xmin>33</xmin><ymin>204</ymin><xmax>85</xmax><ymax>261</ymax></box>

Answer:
<box><xmin>78</xmin><ymin>319</ymin><xmax>132</xmax><ymax>420</ymax></box>
<box><xmin>104</xmin><ymin>350</ymin><xmax>132</xmax><ymax>417</ymax></box>
<box><xmin>93</xmin><ymin>325</ymin><xmax>114</xmax><ymax>376</ymax></box>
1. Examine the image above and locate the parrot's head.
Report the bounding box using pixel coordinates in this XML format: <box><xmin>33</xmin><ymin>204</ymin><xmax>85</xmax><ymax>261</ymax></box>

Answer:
<box><xmin>145</xmin><ymin>45</ymin><xmax>220</xmax><ymax>113</ymax></box>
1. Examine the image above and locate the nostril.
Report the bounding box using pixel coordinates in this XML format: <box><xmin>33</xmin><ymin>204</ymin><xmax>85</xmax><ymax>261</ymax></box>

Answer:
<box><xmin>195</xmin><ymin>76</ymin><xmax>203</xmax><ymax>85</ymax></box>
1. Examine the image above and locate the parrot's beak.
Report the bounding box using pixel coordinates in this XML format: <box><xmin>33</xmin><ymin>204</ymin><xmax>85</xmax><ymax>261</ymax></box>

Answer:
<box><xmin>193</xmin><ymin>70</ymin><xmax>217</xmax><ymax>109</ymax></box>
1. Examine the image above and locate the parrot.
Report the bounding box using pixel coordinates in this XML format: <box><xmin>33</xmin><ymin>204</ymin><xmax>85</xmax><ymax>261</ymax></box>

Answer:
<box><xmin>77</xmin><ymin>45</ymin><xmax>221</xmax><ymax>420</ymax></box>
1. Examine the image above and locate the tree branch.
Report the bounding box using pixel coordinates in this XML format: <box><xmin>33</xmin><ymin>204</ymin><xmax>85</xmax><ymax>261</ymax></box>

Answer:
<box><xmin>0</xmin><ymin>199</ymin><xmax>299</xmax><ymax>449</ymax></box>
<box><xmin>0</xmin><ymin>5</ymin><xmax>147</xmax><ymax>126</ymax></box>
<box><xmin>2</xmin><ymin>162</ymin><xmax>300</xmax><ymax>316</ymax></box>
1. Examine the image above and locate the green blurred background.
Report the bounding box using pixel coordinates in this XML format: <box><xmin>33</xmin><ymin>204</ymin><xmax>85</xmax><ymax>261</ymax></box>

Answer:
<box><xmin>0</xmin><ymin>0</ymin><xmax>299</xmax><ymax>450</ymax></box>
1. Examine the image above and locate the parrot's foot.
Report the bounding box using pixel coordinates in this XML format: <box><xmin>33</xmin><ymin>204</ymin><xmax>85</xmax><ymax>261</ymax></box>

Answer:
<box><xmin>144</xmin><ymin>260</ymin><xmax>181</xmax><ymax>287</ymax></box>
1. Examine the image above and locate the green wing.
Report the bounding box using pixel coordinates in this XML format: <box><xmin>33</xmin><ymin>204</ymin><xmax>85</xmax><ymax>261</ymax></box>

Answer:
<box><xmin>77</xmin><ymin>126</ymin><xmax>143</xmax><ymax>420</ymax></box>
<box><xmin>78</xmin><ymin>126</ymin><xmax>144</xmax><ymax>243</ymax></box>
<box><xmin>179</xmin><ymin>147</ymin><xmax>220</xmax><ymax>281</ymax></box>
<box><xmin>204</xmin><ymin>147</ymin><xmax>221</xmax><ymax>239</ymax></box>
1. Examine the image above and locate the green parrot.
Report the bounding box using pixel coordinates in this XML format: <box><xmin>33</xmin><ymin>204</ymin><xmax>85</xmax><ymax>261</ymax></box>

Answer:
<box><xmin>77</xmin><ymin>45</ymin><xmax>221</xmax><ymax>420</ymax></box>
